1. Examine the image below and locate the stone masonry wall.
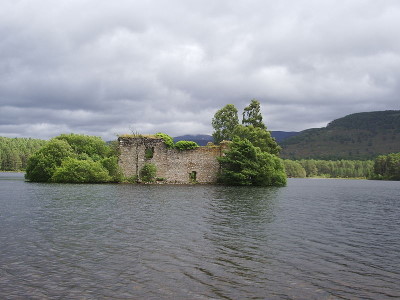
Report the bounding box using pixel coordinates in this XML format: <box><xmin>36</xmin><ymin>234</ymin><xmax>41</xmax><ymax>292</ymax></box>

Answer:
<box><xmin>118</xmin><ymin>137</ymin><xmax>226</xmax><ymax>183</ymax></box>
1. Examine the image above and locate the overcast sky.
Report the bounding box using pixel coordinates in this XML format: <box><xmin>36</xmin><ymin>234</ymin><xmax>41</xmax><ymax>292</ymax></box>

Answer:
<box><xmin>1</xmin><ymin>0</ymin><xmax>399</xmax><ymax>140</ymax></box>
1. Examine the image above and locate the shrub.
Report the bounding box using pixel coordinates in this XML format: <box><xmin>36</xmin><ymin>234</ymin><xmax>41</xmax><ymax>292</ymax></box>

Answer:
<box><xmin>139</xmin><ymin>163</ymin><xmax>157</xmax><ymax>183</ymax></box>
<box><xmin>101</xmin><ymin>156</ymin><xmax>123</xmax><ymax>182</ymax></box>
<box><xmin>55</xmin><ymin>133</ymin><xmax>110</xmax><ymax>158</ymax></box>
<box><xmin>155</xmin><ymin>133</ymin><xmax>174</xmax><ymax>148</ymax></box>
<box><xmin>217</xmin><ymin>138</ymin><xmax>286</xmax><ymax>186</ymax></box>
<box><xmin>25</xmin><ymin>139</ymin><xmax>75</xmax><ymax>182</ymax></box>
<box><xmin>145</xmin><ymin>148</ymin><xmax>154</xmax><ymax>159</ymax></box>
<box><xmin>124</xmin><ymin>175</ymin><xmax>138</xmax><ymax>183</ymax></box>
<box><xmin>174</xmin><ymin>140</ymin><xmax>199</xmax><ymax>150</ymax></box>
<box><xmin>51</xmin><ymin>158</ymin><xmax>111</xmax><ymax>183</ymax></box>
<box><xmin>25</xmin><ymin>134</ymin><xmax>120</xmax><ymax>183</ymax></box>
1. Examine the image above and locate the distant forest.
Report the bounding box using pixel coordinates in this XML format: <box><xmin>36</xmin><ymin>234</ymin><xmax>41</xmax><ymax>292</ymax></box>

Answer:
<box><xmin>281</xmin><ymin>110</ymin><xmax>400</xmax><ymax>160</ymax></box>
<box><xmin>0</xmin><ymin>137</ymin><xmax>47</xmax><ymax>171</ymax></box>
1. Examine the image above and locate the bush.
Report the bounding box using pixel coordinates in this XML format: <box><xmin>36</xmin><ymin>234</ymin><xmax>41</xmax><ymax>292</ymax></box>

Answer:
<box><xmin>51</xmin><ymin>158</ymin><xmax>111</xmax><ymax>183</ymax></box>
<box><xmin>155</xmin><ymin>133</ymin><xmax>174</xmax><ymax>148</ymax></box>
<box><xmin>55</xmin><ymin>133</ymin><xmax>110</xmax><ymax>158</ymax></box>
<box><xmin>283</xmin><ymin>160</ymin><xmax>307</xmax><ymax>178</ymax></box>
<box><xmin>124</xmin><ymin>175</ymin><xmax>138</xmax><ymax>183</ymax></box>
<box><xmin>139</xmin><ymin>163</ymin><xmax>157</xmax><ymax>182</ymax></box>
<box><xmin>372</xmin><ymin>152</ymin><xmax>400</xmax><ymax>180</ymax></box>
<box><xmin>25</xmin><ymin>139</ymin><xmax>75</xmax><ymax>182</ymax></box>
<box><xmin>101</xmin><ymin>157</ymin><xmax>123</xmax><ymax>182</ymax></box>
<box><xmin>174</xmin><ymin>140</ymin><xmax>199</xmax><ymax>150</ymax></box>
<box><xmin>25</xmin><ymin>134</ymin><xmax>120</xmax><ymax>183</ymax></box>
<box><xmin>217</xmin><ymin>138</ymin><xmax>286</xmax><ymax>186</ymax></box>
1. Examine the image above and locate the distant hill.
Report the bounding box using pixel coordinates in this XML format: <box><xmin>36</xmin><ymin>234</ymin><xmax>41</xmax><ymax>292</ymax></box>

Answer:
<box><xmin>270</xmin><ymin>131</ymin><xmax>300</xmax><ymax>143</ymax></box>
<box><xmin>173</xmin><ymin>135</ymin><xmax>213</xmax><ymax>146</ymax></box>
<box><xmin>174</xmin><ymin>131</ymin><xmax>299</xmax><ymax>146</ymax></box>
<box><xmin>280</xmin><ymin>110</ymin><xmax>400</xmax><ymax>160</ymax></box>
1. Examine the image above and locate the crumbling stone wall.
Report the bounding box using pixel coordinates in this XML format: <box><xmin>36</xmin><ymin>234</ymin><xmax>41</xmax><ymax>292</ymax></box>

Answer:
<box><xmin>118</xmin><ymin>137</ymin><xmax>227</xmax><ymax>183</ymax></box>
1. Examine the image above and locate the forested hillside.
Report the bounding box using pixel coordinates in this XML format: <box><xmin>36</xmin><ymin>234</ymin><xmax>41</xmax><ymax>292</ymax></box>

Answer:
<box><xmin>0</xmin><ymin>137</ymin><xmax>47</xmax><ymax>171</ymax></box>
<box><xmin>281</xmin><ymin>110</ymin><xmax>400</xmax><ymax>160</ymax></box>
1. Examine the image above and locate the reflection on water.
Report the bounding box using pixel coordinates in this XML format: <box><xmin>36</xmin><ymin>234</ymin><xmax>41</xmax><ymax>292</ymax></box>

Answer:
<box><xmin>1</xmin><ymin>173</ymin><xmax>399</xmax><ymax>299</ymax></box>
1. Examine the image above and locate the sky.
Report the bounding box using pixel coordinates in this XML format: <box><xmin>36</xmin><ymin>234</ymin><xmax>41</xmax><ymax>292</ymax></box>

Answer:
<box><xmin>1</xmin><ymin>0</ymin><xmax>399</xmax><ymax>140</ymax></box>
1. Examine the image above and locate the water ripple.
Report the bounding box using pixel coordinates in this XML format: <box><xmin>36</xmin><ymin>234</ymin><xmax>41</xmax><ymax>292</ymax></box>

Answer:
<box><xmin>1</xmin><ymin>174</ymin><xmax>399</xmax><ymax>299</ymax></box>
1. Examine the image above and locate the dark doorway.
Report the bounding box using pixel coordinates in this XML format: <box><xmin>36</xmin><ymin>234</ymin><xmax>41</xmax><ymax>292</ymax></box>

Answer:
<box><xmin>189</xmin><ymin>171</ymin><xmax>197</xmax><ymax>183</ymax></box>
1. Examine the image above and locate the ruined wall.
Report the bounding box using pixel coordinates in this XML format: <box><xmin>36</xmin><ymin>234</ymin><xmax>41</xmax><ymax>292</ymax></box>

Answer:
<box><xmin>118</xmin><ymin>137</ymin><xmax>225</xmax><ymax>183</ymax></box>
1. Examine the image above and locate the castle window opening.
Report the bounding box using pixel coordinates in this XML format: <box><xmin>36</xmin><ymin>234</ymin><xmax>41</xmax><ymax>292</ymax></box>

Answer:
<box><xmin>145</xmin><ymin>147</ymin><xmax>154</xmax><ymax>160</ymax></box>
<box><xmin>189</xmin><ymin>171</ymin><xmax>197</xmax><ymax>183</ymax></box>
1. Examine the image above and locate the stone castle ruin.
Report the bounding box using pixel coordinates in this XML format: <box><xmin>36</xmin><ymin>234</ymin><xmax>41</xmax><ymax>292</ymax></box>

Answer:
<box><xmin>118</xmin><ymin>136</ymin><xmax>229</xmax><ymax>183</ymax></box>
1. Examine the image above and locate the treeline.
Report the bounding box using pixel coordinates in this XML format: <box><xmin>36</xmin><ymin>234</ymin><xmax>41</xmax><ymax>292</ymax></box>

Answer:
<box><xmin>25</xmin><ymin>134</ymin><xmax>122</xmax><ymax>183</ymax></box>
<box><xmin>0</xmin><ymin>137</ymin><xmax>47</xmax><ymax>171</ymax></box>
<box><xmin>283</xmin><ymin>159</ymin><xmax>373</xmax><ymax>178</ymax></box>
<box><xmin>372</xmin><ymin>153</ymin><xmax>400</xmax><ymax>180</ymax></box>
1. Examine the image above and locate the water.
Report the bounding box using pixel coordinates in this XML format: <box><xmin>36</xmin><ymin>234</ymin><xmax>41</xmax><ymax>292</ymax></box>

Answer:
<box><xmin>1</xmin><ymin>173</ymin><xmax>399</xmax><ymax>299</ymax></box>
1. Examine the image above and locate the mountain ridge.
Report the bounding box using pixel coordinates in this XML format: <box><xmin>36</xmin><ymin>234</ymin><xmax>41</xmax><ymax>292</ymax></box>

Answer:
<box><xmin>280</xmin><ymin>110</ymin><xmax>400</xmax><ymax>160</ymax></box>
<box><xmin>175</xmin><ymin>110</ymin><xmax>400</xmax><ymax>160</ymax></box>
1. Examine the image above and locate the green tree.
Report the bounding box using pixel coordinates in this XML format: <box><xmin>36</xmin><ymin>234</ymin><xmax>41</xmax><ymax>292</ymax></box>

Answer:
<box><xmin>51</xmin><ymin>158</ymin><xmax>111</xmax><ymax>183</ymax></box>
<box><xmin>140</xmin><ymin>163</ymin><xmax>157</xmax><ymax>182</ymax></box>
<box><xmin>300</xmin><ymin>160</ymin><xmax>318</xmax><ymax>177</ymax></box>
<box><xmin>212</xmin><ymin>104</ymin><xmax>239</xmax><ymax>144</ymax></box>
<box><xmin>242</xmin><ymin>99</ymin><xmax>266</xmax><ymax>129</ymax></box>
<box><xmin>218</xmin><ymin>138</ymin><xmax>286</xmax><ymax>186</ymax></box>
<box><xmin>373</xmin><ymin>153</ymin><xmax>400</xmax><ymax>180</ymax></box>
<box><xmin>25</xmin><ymin>134</ymin><xmax>120</xmax><ymax>183</ymax></box>
<box><xmin>283</xmin><ymin>160</ymin><xmax>306</xmax><ymax>178</ymax></box>
<box><xmin>25</xmin><ymin>139</ymin><xmax>74</xmax><ymax>182</ymax></box>
<box><xmin>55</xmin><ymin>133</ymin><xmax>110</xmax><ymax>158</ymax></box>
<box><xmin>101</xmin><ymin>156</ymin><xmax>123</xmax><ymax>182</ymax></box>
<box><xmin>233</xmin><ymin>125</ymin><xmax>280</xmax><ymax>155</ymax></box>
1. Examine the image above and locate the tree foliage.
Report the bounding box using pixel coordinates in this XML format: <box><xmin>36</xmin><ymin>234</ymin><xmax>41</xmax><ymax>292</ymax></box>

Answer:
<box><xmin>218</xmin><ymin>138</ymin><xmax>286</xmax><ymax>186</ymax></box>
<box><xmin>372</xmin><ymin>153</ymin><xmax>400</xmax><ymax>180</ymax></box>
<box><xmin>55</xmin><ymin>133</ymin><xmax>110</xmax><ymax>159</ymax></box>
<box><xmin>139</xmin><ymin>163</ymin><xmax>157</xmax><ymax>182</ymax></box>
<box><xmin>174</xmin><ymin>140</ymin><xmax>199</xmax><ymax>150</ymax></box>
<box><xmin>25</xmin><ymin>134</ymin><xmax>122</xmax><ymax>183</ymax></box>
<box><xmin>25</xmin><ymin>139</ymin><xmax>74</xmax><ymax>182</ymax></box>
<box><xmin>213</xmin><ymin>100</ymin><xmax>286</xmax><ymax>187</ymax></box>
<box><xmin>283</xmin><ymin>160</ymin><xmax>307</xmax><ymax>178</ymax></box>
<box><xmin>283</xmin><ymin>159</ymin><xmax>373</xmax><ymax>178</ymax></box>
<box><xmin>242</xmin><ymin>99</ymin><xmax>266</xmax><ymax>129</ymax></box>
<box><xmin>233</xmin><ymin>125</ymin><xmax>280</xmax><ymax>155</ymax></box>
<box><xmin>212</xmin><ymin>104</ymin><xmax>239</xmax><ymax>144</ymax></box>
<box><xmin>51</xmin><ymin>158</ymin><xmax>111</xmax><ymax>183</ymax></box>
<box><xmin>0</xmin><ymin>137</ymin><xmax>47</xmax><ymax>171</ymax></box>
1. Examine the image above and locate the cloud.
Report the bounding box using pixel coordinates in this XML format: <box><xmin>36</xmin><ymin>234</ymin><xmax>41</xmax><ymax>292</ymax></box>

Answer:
<box><xmin>1</xmin><ymin>0</ymin><xmax>400</xmax><ymax>140</ymax></box>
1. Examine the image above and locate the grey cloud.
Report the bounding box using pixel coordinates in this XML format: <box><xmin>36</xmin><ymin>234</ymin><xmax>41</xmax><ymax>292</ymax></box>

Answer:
<box><xmin>1</xmin><ymin>0</ymin><xmax>400</xmax><ymax>140</ymax></box>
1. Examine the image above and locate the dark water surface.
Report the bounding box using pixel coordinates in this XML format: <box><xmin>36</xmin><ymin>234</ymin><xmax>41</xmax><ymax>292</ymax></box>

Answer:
<box><xmin>1</xmin><ymin>173</ymin><xmax>399</xmax><ymax>299</ymax></box>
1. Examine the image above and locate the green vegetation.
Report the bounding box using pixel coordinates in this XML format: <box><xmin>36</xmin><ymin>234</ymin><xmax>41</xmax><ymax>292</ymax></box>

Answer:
<box><xmin>283</xmin><ymin>159</ymin><xmax>373</xmax><ymax>178</ymax></box>
<box><xmin>242</xmin><ymin>99</ymin><xmax>267</xmax><ymax>129</ymax></box>
<box><xmin>25</xmin><ymin>134</ymin><xmax>122</xmax><ymax>183</ymax></box>
<box><xmin>372</xmin><ymin>152</ymin><xmax>400</xmax><ymax>180</ymax></box>
<box><xmin>174</xmin><ymin>140</ymin><xmax>199</xmax><ymax>150</ymax></box>
<box><xmin>51</xmin><ymin>158</ymin><xmax>112</xmax><ymax>183</ymax></box>
<box><xmin>154</xmin><ymin>132</ymin><xmax>199</xmax><ymax>150</ymax></box>
<box><xmin>281</xmin><ymin>110</ymin><xmax>400</xmax><ymax>160</ymax></box>
<box><xmin>155</xmin><ymin>133</ymin><xmax>174</xmax><ymax>148</ymax></box>
<box><xmin>218</xmin><ymin>138</ymin><xmax>286</xmax><ymax>186</ymax></box>
<box><xmin>0</xmin><ymin>137</ymin><xmax>47</xmax><ymax>171</ymax></box>
<box><xmin>233</xmin><ymin>125</ymin><xmax>280</xmax><ymax>155</ymax></box>
<box><xmin>213</xmin><ymin>100</ymin><xmax>286</xmax><ymax>186</ymax></box>
<box><xmin>212</xmin><ymin>104</ymin><xmax>239</xmax><ymax>144</ymax></box>
<box><xmin>139</xmin><ymin>163</ymin><xmax>157</xmax><ymax>183</ymax></box>
<box><xmin>283</xmin><ymin>160</ymin><xmax>307</xmax><ymax>178</ymax></box>
<box><xmin>145</xmin><ymin>148</ymin><xmax>154</xmax><ymax>159</ymax></box>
